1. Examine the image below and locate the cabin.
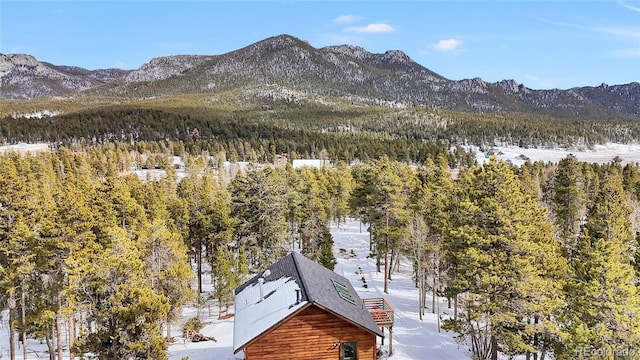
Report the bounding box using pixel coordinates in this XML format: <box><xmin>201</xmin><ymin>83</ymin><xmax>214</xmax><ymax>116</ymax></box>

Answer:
<box><xmin>233</xmin><ymin>252</ymin><xmax>385</xmax><ymax>360</ymax></box>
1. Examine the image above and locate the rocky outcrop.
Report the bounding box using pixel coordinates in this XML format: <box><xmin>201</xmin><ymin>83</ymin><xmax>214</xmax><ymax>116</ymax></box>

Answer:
<box><xmin>0</xmin><ymin>54</ymin><xmax>129</xmax><ymax>99</ymax></box>
<box><xmin>124</xmin><ymin>55</ymin><xmax>216</xmax><ymax>83</ymax></box>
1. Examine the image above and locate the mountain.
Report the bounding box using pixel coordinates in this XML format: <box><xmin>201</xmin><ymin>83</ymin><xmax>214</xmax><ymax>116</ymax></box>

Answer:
<box><xmin>0</xmin><ymin>54</ymin><xmax>130</xmax><ymax>99</ymax></box>
<box><xmin>1</xmin><ymin>35</ymin><xmax>639</xmax><ymax>120</ymax></box>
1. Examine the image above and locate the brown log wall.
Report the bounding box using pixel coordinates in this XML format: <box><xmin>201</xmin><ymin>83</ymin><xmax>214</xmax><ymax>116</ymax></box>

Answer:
<box><xmin>244</xmin><ymin>305</ymin><xmax>376</xmax><ymax>360</ymax></box>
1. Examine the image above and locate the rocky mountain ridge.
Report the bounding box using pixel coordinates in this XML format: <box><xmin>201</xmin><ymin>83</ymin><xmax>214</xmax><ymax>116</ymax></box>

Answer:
<box><xmin>0</xmin><ymin>53</ymin><xmax>130</xmax><ymax>99</ymax></box>
<box><xmin>1</xmin><ymin>35</ymin><xmax>638</xmax><ymax>120</ymax></box>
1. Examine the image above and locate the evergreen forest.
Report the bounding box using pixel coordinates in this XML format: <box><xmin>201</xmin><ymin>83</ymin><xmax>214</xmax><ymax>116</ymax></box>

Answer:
<box><xmin>1</xmin><ymin>97</ymin><xmax>640</xmax><ymax>359</ymax></box>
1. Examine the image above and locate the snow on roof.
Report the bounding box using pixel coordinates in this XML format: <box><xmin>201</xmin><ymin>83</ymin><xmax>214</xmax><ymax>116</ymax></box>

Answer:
<box><xmin>292</xmin><ymin>159</ymin><xmax>324</xmax><ymax>169</ymax></box>
<box><xmin>233</xmin><ymin>275</ymin><xmax>307</xmax><ymax>353</ymax></box>
<box><xmin>233</xmin><ymin>252</ymin><xmax>383</xmax><ymax>354</ymax></box>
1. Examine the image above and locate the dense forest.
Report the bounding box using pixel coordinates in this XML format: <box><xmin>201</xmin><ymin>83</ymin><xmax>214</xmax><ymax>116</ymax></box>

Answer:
<box><xmin>1</xmin><ymin>141</ymin><xmax>640</xmax><ymax>359</ymax></box>
<box><xmin>2</xmin><ymin>94</ymin><xmax>640</xmax><ymax>359</ymax></box>
<box><xmin>3</xmin><ymin>100</ymin><xmax>640</xmax><ymax>165</ymax></box>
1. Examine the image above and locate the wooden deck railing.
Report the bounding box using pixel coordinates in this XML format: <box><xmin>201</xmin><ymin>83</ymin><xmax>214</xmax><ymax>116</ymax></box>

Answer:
<box><xmin>362</xmin><ymin>297</ymin><xmax>394</xmax><ymax>327</ymax></box>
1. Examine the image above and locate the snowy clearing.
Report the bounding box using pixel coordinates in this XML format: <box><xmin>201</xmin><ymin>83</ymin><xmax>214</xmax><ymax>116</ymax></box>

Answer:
<box><xmin>472</xmin><ymin>143</ymin><xmax>640</xmax><ymax>166</ymax></box>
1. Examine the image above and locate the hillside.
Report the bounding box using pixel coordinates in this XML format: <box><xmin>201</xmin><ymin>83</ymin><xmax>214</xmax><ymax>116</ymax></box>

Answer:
<box><xmin>1</xmin><ymin>34</ymin><xmax>639</xmax><ymax>121</ymax></box>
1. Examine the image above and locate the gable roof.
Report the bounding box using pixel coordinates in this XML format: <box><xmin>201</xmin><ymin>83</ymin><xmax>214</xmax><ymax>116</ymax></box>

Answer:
<box><xmin>233</xmin><ymin>252</ymin><xmax>383</xmax><ymax>353</ymax></box>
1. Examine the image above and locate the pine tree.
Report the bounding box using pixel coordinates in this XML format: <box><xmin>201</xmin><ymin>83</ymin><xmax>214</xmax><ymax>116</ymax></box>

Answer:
<box><xmin>72</xmin><ymin>226</ymin><xmax>170</xmax><ymax>359</ymax></box>
<box><xmin>444</xmin><ymin>159</ymin><xmax>566</xmax><ymax>360</ymax></box>
<box><xmin>230</xmin><ymin>167</ymin><xmax>288</xmax><ymax>270</ymax></box>
<box><xmin>373</xmin><ymin>158</ymin><xmax>414</xmax><ymax>294</ymax></box>
<box><xmin>298</xmin><ymin>168</ymin><xmax>329</xmax><ymax>262</ymax></box>
<box><xmin>622</xmin><ymin>163</ymin><xmax>640</xmax><ymax>199</ymax></box>
<box><xmin>177</xmin><ymin>168</ymin><xmax>231</xmax><ymax>294</ymax></box>
<box><xmin>553</xmin><ymin>154</ymin><xmax>586</xmax><ymax>257</ymax></box>
<box><xmin>408</xmin><ymin>155</ymin><xmax>453</xmax><ymax>319</ymax></box>
<box><xmin>283</xmin><ymin>163</ymin><xmax>303</xmax><ymax>250</ymax></box>
<box><xmin>212</xmin><ymin>246</ymin><xmax>239</xmax><ymax>318</ymax></box>
<box><xmin>0</xmin><ymin>155</ymin><xmax>43</xmax><ymax>360</ymax></box>
<box><xmin>25</xmin><ymin>153</ymin><xmax>70</xmax><ymax>360</ymax></box>
<box><xmin>139</xmin><ymin>218</ymin><xmax>193</xmax><ymax>339</ymax></box>
<box><xmin>56</xmin><ymin>152</ymin><xmax>104</xmax><ymax>360</ymax></box>
<box><xmin>561</xmin><ymin>165</ymin><xmax>640</xmax><ymax>357</ymax></box>
<box><xmin>349</xmin><ymin>158</ymin><xmax>415</xmax><ymax>292</ymax></box>
<box><xmin>405</xmin><ymin>213</ymin><xmax>430</xmax><ymax>320</ymax></box>
<box><xmin>349</xmin><ymin>162</ymin><xmax>379</xmax><ymax>252</ymax></box>
<box><xmin>318</xmin><ymin>225</ymin><xmax>337</xmax><ymax>270</ymax></box>
<box><xmin>325</xmin><ymin>161</ymin><xmax>353</xmax><ymax>226</ymax></box>
<box><xmin>100</xmin><ymin>175</ymin><xmax>148</xmax><ymax>234</ymax></box>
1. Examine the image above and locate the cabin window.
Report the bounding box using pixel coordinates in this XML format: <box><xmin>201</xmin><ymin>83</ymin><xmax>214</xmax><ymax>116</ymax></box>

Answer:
<box><xmin>341</xmin><ymin>341</ymin><xmax>357</xmax><ymax>360</ymax></box>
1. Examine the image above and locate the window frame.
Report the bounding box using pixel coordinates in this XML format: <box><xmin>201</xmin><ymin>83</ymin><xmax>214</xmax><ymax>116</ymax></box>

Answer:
<box><xmin>341</xmin><ymin>341</ymin><xmax>358</xmax><ymax>360</ymax></box>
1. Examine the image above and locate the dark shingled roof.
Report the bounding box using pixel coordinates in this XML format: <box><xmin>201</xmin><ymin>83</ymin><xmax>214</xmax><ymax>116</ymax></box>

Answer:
<box><xmin>235</xmin><ymin>251</ymin><xmax>383</xmax><ymax>338</ymax></box>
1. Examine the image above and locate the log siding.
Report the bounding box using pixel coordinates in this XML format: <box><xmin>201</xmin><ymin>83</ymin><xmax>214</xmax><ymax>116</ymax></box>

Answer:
<box><xmin>244</xmin><ymin>305</ymin><xmax>376</xmax><ymax>360</ymax></box>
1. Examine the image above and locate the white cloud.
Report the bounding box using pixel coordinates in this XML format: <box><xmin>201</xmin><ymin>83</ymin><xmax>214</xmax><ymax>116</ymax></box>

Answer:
<box><xmin>344</xmin><ymin>23</ymin><xmax>395</xmax><ymax>34</ymax></box>
<box><xmin>535</xmin><ymin>16</ymin><xmax>640</xmax><ymax>39</ymax></box>
<box><xmin>431</xmin><ymin>39</ymin><xmax>463</xmax><ymax>52</ymax></box>
<box><xmin>595</xmin><ymin>26</ymin><xmax>640</xmax><ymax>39</ymax></box>
<box><xmin>333</xmin><ymin>15</ymin><xmax>363</xmax><ymax>25</ymax></box>
<box><xmin>619</xmin><ymin>0</ymin><xmax>640</xmax><ymax>12</ymax></box>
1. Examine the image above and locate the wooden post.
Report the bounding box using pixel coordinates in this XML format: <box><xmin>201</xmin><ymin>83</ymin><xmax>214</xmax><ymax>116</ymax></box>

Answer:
<box><xmin>389</xmin><ymin>326</ymin><xmax>393</xmax><ymax>355</ymax></box>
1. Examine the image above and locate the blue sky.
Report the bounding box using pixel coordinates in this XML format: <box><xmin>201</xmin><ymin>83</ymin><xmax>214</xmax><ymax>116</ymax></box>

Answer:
<box><xmin>1</xmin><ymin>0</ymin><xmax>639</xmax><ymax>90</ymax></box>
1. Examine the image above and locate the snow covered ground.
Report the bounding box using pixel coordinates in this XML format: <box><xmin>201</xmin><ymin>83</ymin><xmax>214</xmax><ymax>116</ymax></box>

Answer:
<box><xmin>0</xmin><ymin>219</ymin><xmax>467</xmax><ymax>359</ymax></box>
<box><xmin>166</xmin><ymin>219</ymin><xmax>468</xmax><ymax>359</ymax></box>
<box><xmin>0</xmin><ymin>143</ymin><xmax>51</xmax><ymax>154</ymax></box>
<box><xmin>472</xmin><ymin>143</ymin><xmax>640</xmax><ymax>166</ymax></box>
<box><xmin>329</xmin><ymin>221</ymin><xmax>467</xmax><ymax>360</ymax></box>
<box><xmin>3</xmin><ymin>143</ymin><xmax>640</xmax><ymax>359</ymax></box>
<box><xmin>3</xmin><ymin>142</ymin><xmax>640</xmax><ymax>165</ymax></box>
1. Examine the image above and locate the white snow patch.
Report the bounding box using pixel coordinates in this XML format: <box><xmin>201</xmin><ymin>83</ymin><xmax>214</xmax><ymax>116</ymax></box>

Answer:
<box><xmin>471</xmin><ymin>143</ymin><xmax>640</xmax><ymax>166</ymax></box>
<box><xmin>292</xmin><ymin>159</ymin><xmax>325</xmax><ymax>169</ymax></box>
<box><xmin>0</xmin><ymin>142</ymin><xmax>50</xmax><ymax>153</ymax></box>
<box><xmin>13</xmin><ymin>110</ymin><xmax>61</xmax><ymax>118</ymax></box>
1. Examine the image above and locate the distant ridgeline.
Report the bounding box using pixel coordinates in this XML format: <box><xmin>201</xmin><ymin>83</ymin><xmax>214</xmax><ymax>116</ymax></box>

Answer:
<box><xmin>1</xmin><ymin>34</ymin><xmax>639</xmax><ymax>120</ymax></box>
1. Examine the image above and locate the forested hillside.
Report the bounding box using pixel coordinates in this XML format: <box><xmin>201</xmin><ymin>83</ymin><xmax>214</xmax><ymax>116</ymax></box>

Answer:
<box><xmin>3</xmin><ymin>94</ymin><xmax>640</xmax><ymax>165</ymax></box>
<box><xmin>1</xmin><ymin>143</ymin><xmax>640</xmax><ymax>359</ymax></box>
<box><xmin>2</xmin><ymin>80</ymin><xmax>640</xmax><ymax>360</ymax></box>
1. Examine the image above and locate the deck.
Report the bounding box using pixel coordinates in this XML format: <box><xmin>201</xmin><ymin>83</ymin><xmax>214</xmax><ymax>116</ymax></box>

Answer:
<box><xmin>362</xmin><ymin>297</ymin><xmax>394</xmax><ymax>327</ymax></box>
